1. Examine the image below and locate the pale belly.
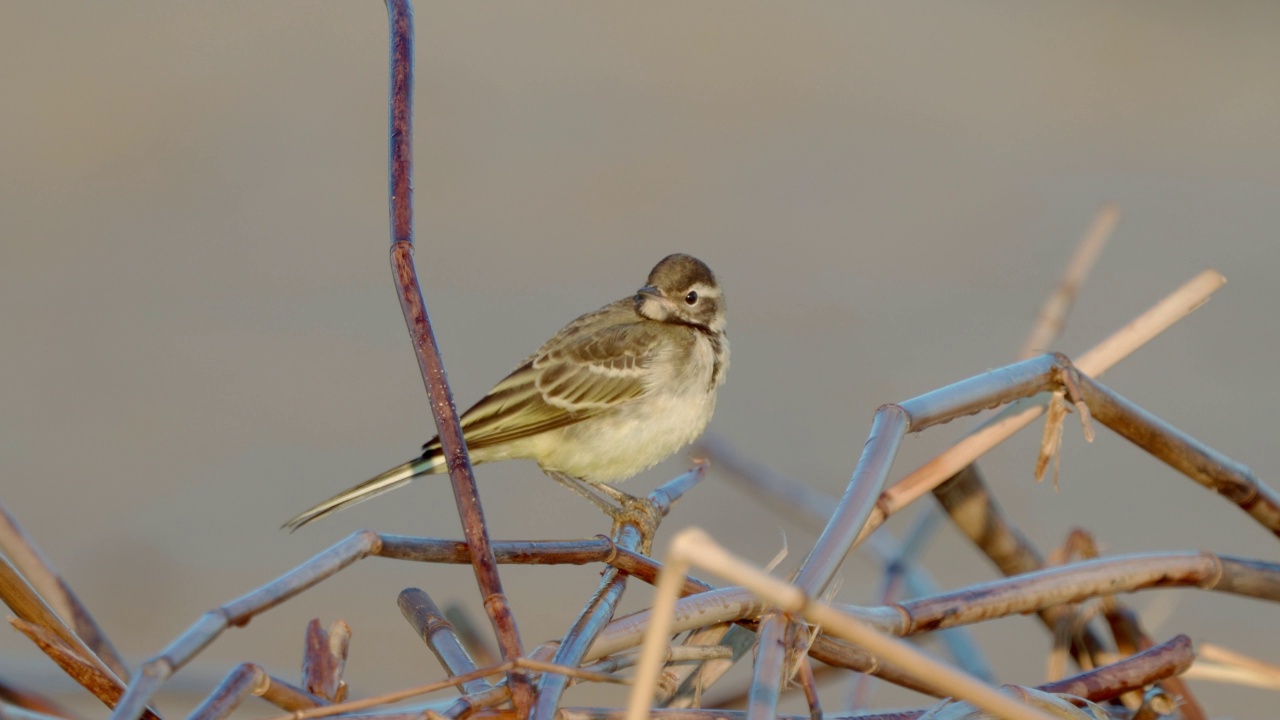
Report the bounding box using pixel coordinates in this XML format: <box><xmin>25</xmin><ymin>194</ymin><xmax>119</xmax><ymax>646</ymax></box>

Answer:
<box><xmin>529</xmin><ymin>386</ymin><xmax>717</xmax><ymax>483</ymax></box>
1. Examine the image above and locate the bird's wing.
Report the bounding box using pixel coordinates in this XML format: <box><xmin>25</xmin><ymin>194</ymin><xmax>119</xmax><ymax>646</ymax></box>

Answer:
<box><xmin>424</xmin><ymin>318</ymin><xmax>666</xmax><ymax>452</ymax></box>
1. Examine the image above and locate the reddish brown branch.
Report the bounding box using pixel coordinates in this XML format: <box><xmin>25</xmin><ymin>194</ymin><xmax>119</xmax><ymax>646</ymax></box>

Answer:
<box><xmin>302</xmin><ymin>620</ymin><xmax>349</xmax><ymax>703</ymax></box>
<box><xmin>381</xmin><ymin>0</ymin><xmax>529</xmax><ymax>714</ymax></box>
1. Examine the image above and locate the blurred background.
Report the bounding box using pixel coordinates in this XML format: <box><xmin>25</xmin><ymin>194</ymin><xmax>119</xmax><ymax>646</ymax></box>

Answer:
<box><xmin>3</xmin><ymin>2</ymin><xmax>1279</xmax><ymax>717</ymax></box>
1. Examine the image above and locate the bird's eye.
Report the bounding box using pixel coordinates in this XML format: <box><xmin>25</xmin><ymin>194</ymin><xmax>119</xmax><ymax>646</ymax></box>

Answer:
<box><xmin>684</xmin><ymin>291</ymin><xmax>699</xmax><ymax>305</ymax></box>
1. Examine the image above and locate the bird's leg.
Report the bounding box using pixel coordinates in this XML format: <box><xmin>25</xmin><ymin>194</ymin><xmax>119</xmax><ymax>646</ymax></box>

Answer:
<box><xmin>546</xmin><ymin>471</ymin><xmax>620</xmax><ymax>516</ymax></box>
<box><xmin>546</xmin><ymin>473</ymin><xmax>662</xmax><ymax>551</ymax></box>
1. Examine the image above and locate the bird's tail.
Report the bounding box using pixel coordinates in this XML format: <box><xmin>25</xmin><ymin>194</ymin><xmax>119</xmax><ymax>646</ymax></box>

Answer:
<box><xmin>282</xmin><ymin>451</ymin><xmax>446</xmax><ymax>532</ymax></box>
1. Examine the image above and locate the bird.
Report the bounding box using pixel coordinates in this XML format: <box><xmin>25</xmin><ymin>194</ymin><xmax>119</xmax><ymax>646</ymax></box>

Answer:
<box><xmin>283</xmin><ymin>253</ymin><xmax>729</xmax><ymax>531</ymax></box>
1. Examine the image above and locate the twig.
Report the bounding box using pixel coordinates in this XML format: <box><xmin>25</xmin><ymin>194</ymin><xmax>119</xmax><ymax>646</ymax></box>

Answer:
<box><xmin>0</xmin><ymin>678</ymin><xmax>80</xmax><ymax>720</ymax></box>
<box><xmin>930</xmin><ymin>464</ymin><xmax>1112</xmax><ymax>673</ymax></box>
<box><xmin>1017</xmin><ymin>203</ymin><xmax>1120</xmax><ymax>360</ymax></box>
<box><xmin>1037</xmin><ymin>634</ymin><xmax>1194</xmax><ymax>703</ymax></box>
<box><xmin>1075</xmin><ymin>372</ymin><xmax>1280</xmax><ymax>539</ymax></box>
<box><xmin>1186</xmin><ymin>643</ymin><xmax>1280</xmax><ymax>690</ymax></box>
<box><xmin>0</xmin><ymin>703</ymin><xmax>76</xmax><ymax>720</ymax></box>
<box><xmin>661</xmin><ymin>625</ymin><xmax>757</xmax><ymax>708</ymax></box>
<box><xmin>189</xmin><ymin>664</ymin><xmax>323</xmax><ymax>720</ymax></box>
<box><xmin>302</xmin><ymin>620</ymin><xmax>350</xmax><ymax>703</ymax></box>
<box><xmin>1132</xmin><ymin>687</ymin><xmax>1178</xmax><ymax>720</ymax></box>
<box><xmin>380</xmin><ymin>1</ymin><xmax>529</xmax><ymax>713</ymax></box>
<box><xmin>439</xmin><ymin>686</ymin><xmax>512</xmax><ymax>720</ymax></box>
<box><xmin>399</xmin><ymin>590</ymin><xmax>491</xmax><ymax>694</ymax></box>
<box><xmin>795</xmin><ymin>654</ymin><xmax>823</xmax><ymax>720</ymax></box>
<box><xmin>8</xmin><ymin>619</ymin><xmax>160</xmax><ymax>720</ymax></box>
<box><xmin>583</xmin><ymin>646</ymin><xmax>733</xmax><ymax>676</ymax></box>
<box><xmin>0</xmin><ymin>503</ymin><xmax>131</xmax><ymax>682</ymax></box>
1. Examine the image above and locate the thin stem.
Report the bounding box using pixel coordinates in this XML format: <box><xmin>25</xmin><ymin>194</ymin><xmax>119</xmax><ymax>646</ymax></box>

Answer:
<box><xmin>399</xmin><ymin>589</ymin><xmax>491</xmax><ymax>694</ymax></box>
<box><xmin>381</xmin><ymin>1</ymin><xmax>529</xmax><ymax>714</ymax></box>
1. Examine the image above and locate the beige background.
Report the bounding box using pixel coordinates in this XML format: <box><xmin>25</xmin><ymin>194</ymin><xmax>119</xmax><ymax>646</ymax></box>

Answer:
<box><xmin>3</xmin><ymin>2</ymin><xmax>1279</xmax><ymax>717</ymax></box>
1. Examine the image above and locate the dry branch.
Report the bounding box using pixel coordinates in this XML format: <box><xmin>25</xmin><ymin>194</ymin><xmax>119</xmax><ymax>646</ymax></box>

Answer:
<box><xmin>0</xmin><ymin>505</ymin><xmax>130</xmax><ymax>682</ymax></box>
<box><xmin>380</xmin><ymin>0</ymin><xmax>529</xmax><ymax>712</ymax></box>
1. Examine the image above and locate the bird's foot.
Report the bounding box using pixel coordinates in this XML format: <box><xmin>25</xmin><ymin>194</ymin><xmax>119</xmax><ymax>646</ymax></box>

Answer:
<box><xmin>605</xmin><ymin>490</ymin><xmax>662</xmax><ymax>553</ymax></box>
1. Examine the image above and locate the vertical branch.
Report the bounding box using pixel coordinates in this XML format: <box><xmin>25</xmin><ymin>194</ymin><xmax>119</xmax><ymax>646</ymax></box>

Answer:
<box><xmin>382</xmin><ymin>1</ymin><xmax>530</xmax><ymax>715</ymax></box>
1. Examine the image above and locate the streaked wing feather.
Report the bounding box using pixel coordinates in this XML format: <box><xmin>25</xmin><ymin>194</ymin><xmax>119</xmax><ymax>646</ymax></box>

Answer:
<box><xmin>422</xmin><ymin>318</ymin><xmax>663</xmax><ymax>452</ymax></box>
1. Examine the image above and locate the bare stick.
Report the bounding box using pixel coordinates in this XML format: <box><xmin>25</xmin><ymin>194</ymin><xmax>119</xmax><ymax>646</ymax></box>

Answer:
<box><xmin>379</xmin><ymin>536</ymin><xmax>617</xmax><ymax>565</ymax></box>
<box><xmin>381</xmin><ymin>1</ymin><xmax>529</xmax><ymax>713</ymax></box>
<box><xmin>0</xmin><ymin>678</ymin><xmax>79</xmax><ymax>720</ymax></box>
<box><xmin>1188</xmin><ymin>643</ymin><xmax>1280</xmax><ymax>690</ymax></box>
<box><xmin>263</xmin><ymin>662</ymin><xmax>518</xmax><ymax>720</ymax></box>
<box><xmin>582</xmin><ymin>646</ymin><xmax>733</xmax><ymax>676</ymax></box>
<box><xmin>0</xmin><ymin>554</ymin><xmax>130</xmax><ymax>699</ymax></box>
<box><xmin>189</xmin><ymin>663</ymin><xmax>323</xmax><ymax>720</ymax></box>
<box><xmin>439</xmin><ymin>686</ymin><xmax>512</xmax><ymax>720</ymax></box>
<box><xmin>1037</xmin><ymin>634</ymin><xmax>1194</xmax><ymax>703</ymax></box>
<box><xmin>1076</xmin><ymin>372</ymin><xmax>1280</xmax><ymax>538</ymax></box>
<box><xmin>302</xmin><ymin>620</ymin><xmax>350</xmax><ymax>703</ymax></box>
<box><xmin>795</xmin><ymin>654</ymin><xmax>823</xmax><ymax>720</ymax></box>
<box><xmin>0</xmin><ymin>704</ymin><xmax>76</xmax><ymax>720</ymax></box>
<box><xmin>631</xmin><ymin>529</ymin><xmax>1061</xmax><ymax>720</ymax></box>
<box><xmin>8</xmin><ymin>619</ymin><xmax>159</xmax><ymax>720</ymax></box>
<box><xmin>400</xmin><ymin>589</ymin><xmax>492</xmax><ymax>694</ymax></box>
<box><xmin>0</xmin><ymin>503</ymin><xmax>130</xmax><ymax>682</ymax></box>
<box><xmin>660</xmin><ymin>625</ymin><xmax>757</xmax><ymax>707</ymax></box>
<box><xmin>1018</xmin><ymin>203</ymin><xmax>1120</xmax><ymax>360</ymax></box>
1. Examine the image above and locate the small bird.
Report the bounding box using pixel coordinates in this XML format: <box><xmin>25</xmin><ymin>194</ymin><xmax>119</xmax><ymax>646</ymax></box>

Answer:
<box><xmin>284</xmin><ymin>253</ymin><xmax>729</xmax><ymax>531</ymax></box>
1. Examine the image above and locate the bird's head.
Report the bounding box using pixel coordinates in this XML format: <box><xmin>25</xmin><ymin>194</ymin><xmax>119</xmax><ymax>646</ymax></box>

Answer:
<box><xmin>635</xmin><ymin>253</ymin><xmax>725</xmax><ymax>333</ymax></box>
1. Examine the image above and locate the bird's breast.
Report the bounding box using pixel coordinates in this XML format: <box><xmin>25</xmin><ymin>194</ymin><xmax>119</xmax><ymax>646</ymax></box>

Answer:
<box><xmin>533</xmin><ymin>330</ymin><xmax>724</xmax><ymax>483</ymax></box>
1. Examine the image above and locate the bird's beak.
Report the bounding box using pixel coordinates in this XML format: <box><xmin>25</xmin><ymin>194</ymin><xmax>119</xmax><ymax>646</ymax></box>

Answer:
<box><xmin>635</xmin><ymin>284</ymin><xmax>676</xmax><ymax>322</ymax></box>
